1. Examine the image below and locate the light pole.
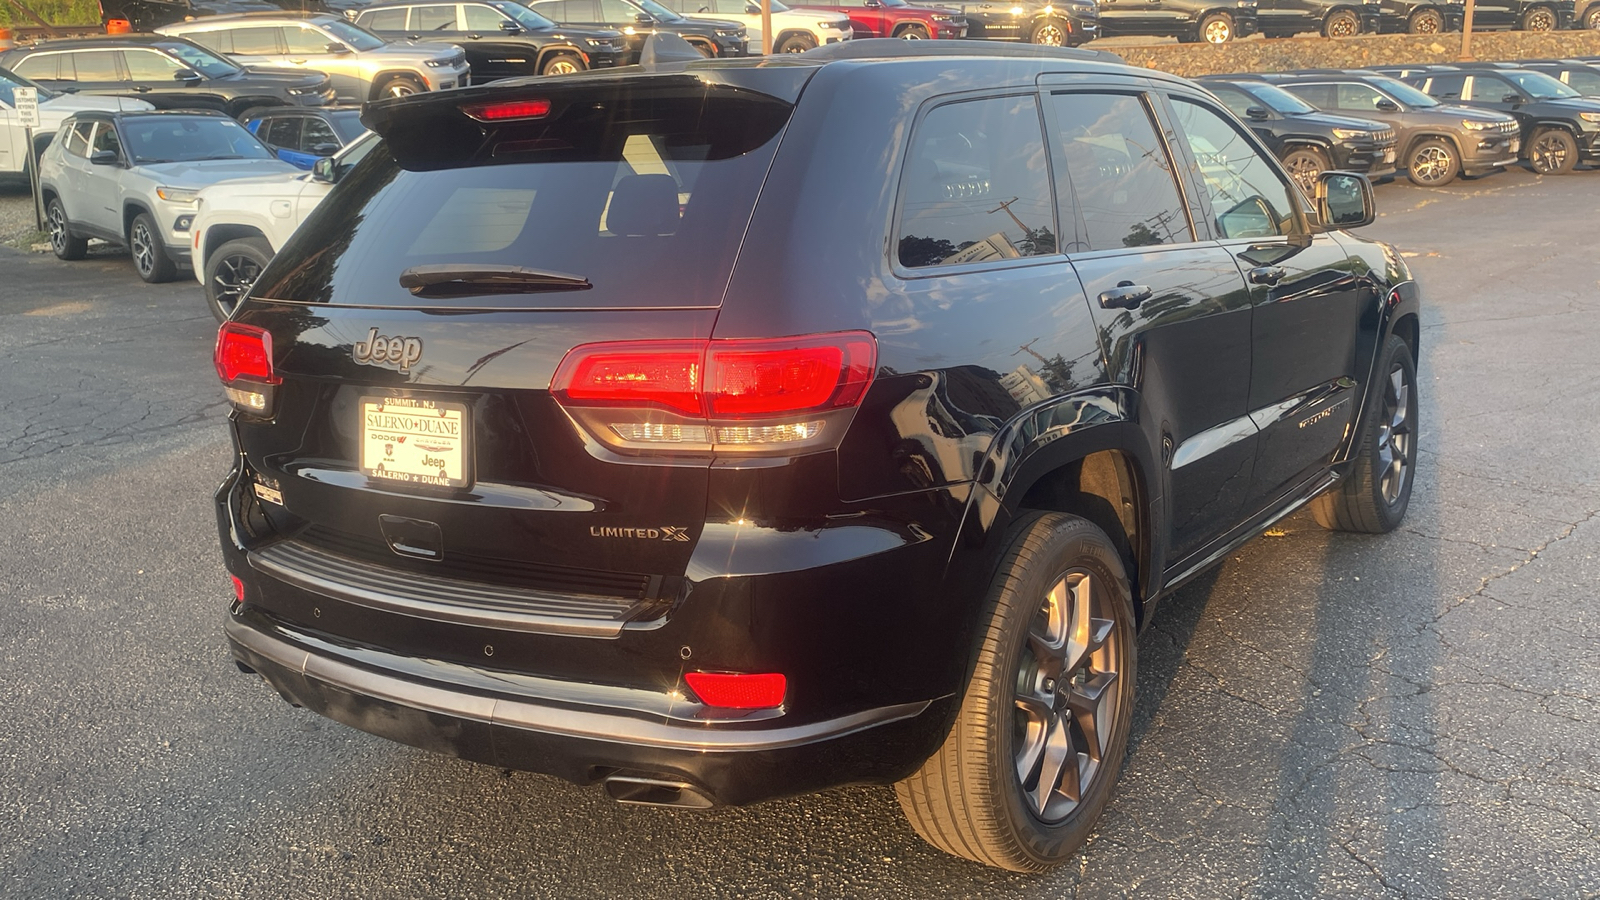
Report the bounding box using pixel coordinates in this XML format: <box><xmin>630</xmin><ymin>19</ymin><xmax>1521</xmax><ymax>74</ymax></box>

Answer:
<box><xmin>761</xmin><ymin>0</ymin><xmax>773</xmax><ymax>54</ymax></box>
<box><xmin>1460</xmin><ymin>0</ymin><xmax>1476</xmax><ymax>61</ymax></box>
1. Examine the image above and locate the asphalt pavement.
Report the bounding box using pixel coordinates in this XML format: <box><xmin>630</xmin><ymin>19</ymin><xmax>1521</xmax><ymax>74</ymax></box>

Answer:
<box><xmin>2</xmin><ymin>168</ymin><xmax>1598</xmax><ymax>899</ymax></box>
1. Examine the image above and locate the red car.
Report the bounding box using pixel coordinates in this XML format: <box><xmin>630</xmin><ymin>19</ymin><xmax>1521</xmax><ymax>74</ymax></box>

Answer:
<box><xmin>791</xmin><ymin>0</ymin><xmax>967</xmax><ymax>39</ymax></box>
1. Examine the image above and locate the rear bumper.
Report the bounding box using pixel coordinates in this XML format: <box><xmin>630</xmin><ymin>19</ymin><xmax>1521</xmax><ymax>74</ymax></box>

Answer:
<box><xmin>226</xmin><ymin>606</ymin><xmax>952</xmax><ymax>805</ymax></box>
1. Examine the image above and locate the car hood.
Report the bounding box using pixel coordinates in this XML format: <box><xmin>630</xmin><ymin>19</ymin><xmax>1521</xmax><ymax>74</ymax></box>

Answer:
<box><xmin>1441</xmin><ymin>104</ymin><xmax>1517</xmax><ymax>124</ymax></box>
<box><xmin>136</xmin><ymin>158</ymin><xmax>303</xmax><ymax>186</ymax></box>
<box><xmin>1529</xmin><ymin>96</ymin><xmax>1600</xmax><ymax>113</ymax></box>
<box><xmin>364</xmin><ymin>40</ymin><xmax>465</xmax><ymax>61</ymax></box>
<box><xmin>231</xmin><ymin>66</ymin><xmax>330</xmax><ymax>88</ymax></box>
<box><xmin>1286</xmin><ymin>111</ymin><xmax>1388</xmax><ymax>132</ymax></box>
<box><xmin>531</xmin><ymin>25</ymin><xmax>627</xmax><ymax>41</ymax></box>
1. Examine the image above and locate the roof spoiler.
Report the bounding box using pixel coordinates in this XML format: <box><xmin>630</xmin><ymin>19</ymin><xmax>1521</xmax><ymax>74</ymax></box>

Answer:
<box><xmin>639</xmin><ymin>32</ymin><xmax>704</xmax><ymax>70</ymax></box>
<box><xmin>799</xmin><ymin>38</ymin><xmax>1123</xmax><ymax>65</ymax></box>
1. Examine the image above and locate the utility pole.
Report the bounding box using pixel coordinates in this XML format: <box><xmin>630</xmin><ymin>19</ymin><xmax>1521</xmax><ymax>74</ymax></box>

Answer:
<box><xmin>987</xmin><ymin>196</ymin><xmax>1031</xmax><ymax>233</ymax></box>
<box><xmin>1460</xmin><ymin>0</ymin><xmax>1476</xmax><ymax>61</ymax></box>
<box><xmin>761</xmin><ymin>0</ymin><xmax>772</xmax><ymax>55</ymax></box>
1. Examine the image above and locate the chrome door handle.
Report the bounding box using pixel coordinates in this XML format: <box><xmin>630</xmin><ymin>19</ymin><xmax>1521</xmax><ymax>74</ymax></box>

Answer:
<box><xmin>1098</xmin><ymin>282</ymin><xmax>1153</xmax><ymax>310</ymax></box>
<box><xmin>1248</xmin><ymin>266</ymin><xmax>1286</xmax><ymax>286</ymax></box>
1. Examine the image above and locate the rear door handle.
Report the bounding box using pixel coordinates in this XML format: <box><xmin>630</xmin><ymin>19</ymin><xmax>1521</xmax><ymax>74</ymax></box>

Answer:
<box><xmin>1098</xmin><ymin>282</ymin><xmax>1153</xmax><ymax>310</ymax></box>
<box><xmin>1248</xmin><ymin>266</ymin><xmax>1286</xmax><ymax>286</ymax></box>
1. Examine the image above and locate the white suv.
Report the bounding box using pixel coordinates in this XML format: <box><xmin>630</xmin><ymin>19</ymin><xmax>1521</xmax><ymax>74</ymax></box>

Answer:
<box><xmin>190</xmin><ymin>130</ymin><xmax>377</xmax><ymax>321</ymax></box>
<box><xmin>656</xmin><ymin>0</ymin><xmax>852</xmax><ymax>51</ymax></box>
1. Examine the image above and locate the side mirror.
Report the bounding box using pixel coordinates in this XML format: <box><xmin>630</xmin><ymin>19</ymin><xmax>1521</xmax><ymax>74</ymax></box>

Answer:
<box><xmin>326</xmin><ymin>42</ymin><xmax>352</xmax><ymax>53</ymax></box>
<box><xmin>499</xmin><ymin>19</ymin><xmax>522</xmax><ymax>31</ymax></box>
<box><xmin>1316</xmin><ymin>171</ymin><xmax>1374</xmax><ymax>230</ymax></box>
<box><xmin>310</xmin><ymin>142</ymin><xmax>342</xmax><ymax>155</ymax></box>
<box><xmin>636</xmin><ymin>11</ymin><xmax>653</xmax><ymax>22</ymax></box>
<box><xmin>744</xmin><ymin>2</ymin><xmax>759</xmax><ymax>11</ymax></box>
<box><xmin>90</xmin><ymin>149</ymin><xmax>119</xmax><ymax>165</ymax></box>
<box><xmin>311</xmin><ymin>156</ymin><xmax>338</xmax><ymax>182</ymax></box>
<box><xmin>864</xmin><ymin>0</ymin><xmax>881</xmax><ymax>6</ymax></box>
<box><xmin>1245</xmin><ymin>105</ymin><xmax>1271</xmax><ymax>120</ymax></box>
<box><xmin>174</xmin><ymin>68</ymin><xmax>202</xmax><ymax>82</ymax></box>
<box><xmin>1375</xmin><ymin>98</ymin><xmax>1399</xmax><ymax>112</ymax></box>
<box><xmin>1502</xmin><ymin>92</ymin><xmax>1522</xmax><ymax>104</ymax></box>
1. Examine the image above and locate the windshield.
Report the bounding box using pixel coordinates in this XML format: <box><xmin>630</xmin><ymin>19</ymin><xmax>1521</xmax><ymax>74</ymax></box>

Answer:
<box><xmin>254</xmin><ymin>85</ymin><xmax>793</xmax><ymax>310</ymax></box>
<box><xmin>328</xmin><ymin>109</ymin><xmax>368</xmax><ymax>142</ymax></box>
<box><xmin>1376</xmin><ymin>77</ymin><xmax>1439</xmax><ymax>108</ymax></box>
<box><xmin>1502</xmin><ymin>69</ymin><xmax>1580</xmax><ymax>99</ymax></box>
<box><xmin>321</xmin><ymin>19</ymin><xmax>388</xmax><ymax>51</ymax></box>
<box><xmin>633</xmin><ymin>0</ymin><xmax>684</xmax><ymax>20</ymax></box>
<box><xmin>124</xmin><ymin>116</ymin><xmax>274</xmax><ymax>164</ymax></box>
<box><xmin>156</xmin><ymin>40</ymin><xmax>241</xmax><ymax>78</ymax></box>
<box><xmin>1246</xmin><ymin>82</ymin><xmax>1318</xmax><ymax>115</ymax></box>
<box><xmin>491</xmin><ymin>1</ymin><xmax>558</xmax><ymax>28</ymax></box>
<box><xmin>0</xmin><ymin>66</ymin><xmax>56</xmax><ymax>104</ymax></box>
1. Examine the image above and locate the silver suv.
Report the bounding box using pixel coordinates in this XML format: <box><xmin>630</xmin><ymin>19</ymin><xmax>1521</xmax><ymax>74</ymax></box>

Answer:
<box><xmin>157</xmin><ymin>13</ymin><xmax>469</xmax><ymax>102</ymax></box>
<box><xmin>39</xmin><ymin>109</ymin><xmax>298</xmax><ymax>283</ymax></box>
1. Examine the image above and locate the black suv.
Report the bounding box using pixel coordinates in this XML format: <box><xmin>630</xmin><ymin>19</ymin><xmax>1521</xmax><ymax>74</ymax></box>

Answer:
<box><xmin>1277</xmin><ymin>72</ymin><xmax>1518</xmax><ymax>185</ymax></box>
<box><xmin>1460</xmin><ymin>0</ymin><xmax>1572</xmax><ymax>28</ymax></box>
<box><xmin>1093</xmin><ymin>0</ymin><xmax>1260</xmax><ymax>44</ymax></box>
<box><xmin>352</xmin><ymin>0</ymin><xmax>629</xmax><ymax>78</ymax></box>
<box><xmin>1405</xmin><ymin>64</ymin><xmax>1600</xmax><ymax>174</ymax></box>
<box><xmin>1199</xmin><ymin>76</ymin><xmax>1397</xmax><ymax>189</ymax></box>
<box><xmin>1516</xmin><ymin>59</ymin><xmax>1600</xmax><ymax>96</ymax></box>
<box><xmin>1374</xmin><ymin>0</ymin><xmax>1463</xmax><ymax>32</ymax></box>
<box><xmin>1255</xmin><ymin>0</ymin><xmax>1382</xmax><ymax>36</ymax></box>
<box><xmin>0</xmin><ymin>35</ymin><xmax>336</xmax><ymax>114</ymax></box>
<box><xmin>525</xmin><ymin>0</ymin><xmax>749</xmax><ymax>60</ymax></box>
<box><xmin>214</xmin><ymin>39</ymin><xmax>1420</xmax><ymax>872</ymax></box>
<box><xmin>914</xmin><ymin>0</ymin><xmax>1101</xmax><ymax>46</ymax></box>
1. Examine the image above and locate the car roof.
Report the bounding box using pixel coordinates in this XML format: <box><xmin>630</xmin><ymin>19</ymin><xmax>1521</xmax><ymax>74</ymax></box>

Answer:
<box><xmin>244</xmin><ymin>105</ymin><xmax>364</xmax><ymax>119</ymax></box>
<box><xmin>166</xmin><ymin>11</ymin><xmax>345</xmax><ymax>24</ymax></box>
<box><xmin>3</xmin><ymin>34</ymin><xmax>197</xmax><ymax>51</ymax></box>
<box><xmin>65</xmin><ymin>108</ymin><xmax>231</xmax><ymax>122</ymax></box>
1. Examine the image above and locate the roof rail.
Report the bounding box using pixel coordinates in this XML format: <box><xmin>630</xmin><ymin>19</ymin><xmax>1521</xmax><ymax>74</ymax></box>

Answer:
<box><xmin>800</xmin><ymin>38</ymin><xmax>1123</xmax><ymax>65</ymax></box>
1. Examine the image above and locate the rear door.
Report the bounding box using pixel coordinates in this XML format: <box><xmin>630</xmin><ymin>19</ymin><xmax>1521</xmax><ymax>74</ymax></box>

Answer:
<box><xmin>1045</xmin><ymin>85</ymin><xmax>1257</xmax><ymax>562</ymax></box>
<box><xmin>1163</xmin><ymin>93</ymin><xmax>1368</xmax><ymax>513</ymax></box>
<box><xmin>63</xmin><ymin>50</ymin><xmax>126</xmax><ymax>101</ymax></box>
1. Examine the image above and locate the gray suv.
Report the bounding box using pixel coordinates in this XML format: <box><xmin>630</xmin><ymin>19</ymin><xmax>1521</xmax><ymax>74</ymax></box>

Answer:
<box><xmin>39</xmin><ymin>109</ymin><xmax>299</xmax><ymax>282</ymax></box>
<box><xmin>158</xmin><ymin>13</ymin><xmax>470</xmax><ymax>102</ymax></box>
<box><xmin>1276</xmin><ymin>72</ymin><xmax>1519</xmax><ymax>185</ymax></box>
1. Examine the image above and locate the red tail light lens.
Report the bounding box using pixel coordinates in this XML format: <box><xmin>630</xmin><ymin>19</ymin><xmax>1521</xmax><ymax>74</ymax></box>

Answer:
<box><xmin>554</xmin><ymin>342</ymin><xmax>703</xmax><ymax>415</ymax></box>
<box><xmin>706</xmin><ymin>334</ymin><xmax>876</xmax><ymax>416</ymax></box>
<box><xmin>461</xmin><ymin>99</ymin><xmax>552</xmax><ymax>122</ymax></box>
<box><xmin>230</xmin><ymin>574</ymin><xmax>245</xmax><ymax>603</ymax></box>
<box><xmin>685</xmin><ymin>672</ymin><xmax>787</xmax><ymax>709</ymax></box>
<box><xmin>215</xmin><ymin>323</ymin><xmax>280</xmax><ymax>416</ymax></box>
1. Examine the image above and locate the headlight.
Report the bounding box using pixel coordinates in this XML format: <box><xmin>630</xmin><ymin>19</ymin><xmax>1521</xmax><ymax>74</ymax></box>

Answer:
<box><xmin>1331</xmin><ymin>128</ymin><xmax>1371</xmax><ymax>140</ymax></box>
<box><xmin>1581</xmin><ymin>112</ymin><xmax>1600</xmax><ymax>123</ymax></box>
<box><xmin>425</xmin><ymin>57</ymin><xmax>449</xmax><ymax>66</ymax></box>
<box><xmin>1010</xmin><ymin>5</ymin><xmax>1025</xmax><ymax>14</ymax></box>
<box><xmin>714</xmin><ymin>28</ymin><xmax>742</xmax><ymax>36</ymax></box>
<box><xmin>1460</xmin><ymin>118</ymin><xmax>1494</xmax><ymax>130</ymax></box>
<box><xmin>932</xmin><ymin>13</ymin><xmax>955</xmax><ymax>21</ymax></box>
<box><xmin>819</xmin><ymin>20</ymin><xmax>842</xmax><ymax>26</ymax></box>
<box><xmin>1236</xmin><ymin>0</ymin><xmax>1255</xmax><ymax>6</ymax></box>
<box><xmin>156</xmin><ymin>187</ymin><xmax>199</xmax><ymax>204</ymax></box>
<box><xmin>288</xmin><ymin>85</ymin><xmax>325</xmax><ymax>94</ymax></box>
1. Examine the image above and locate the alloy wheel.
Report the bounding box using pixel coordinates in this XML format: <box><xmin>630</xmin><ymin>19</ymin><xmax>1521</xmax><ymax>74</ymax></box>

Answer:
<box><xmin>545</xmin><ymin>59</ymin><xmax>580</xmax><ymax>75</ymax></box>
<box><xmin>1012</xmin><ymin>570</ymin><xmax>1122</xmax><ymax>824</ymax></box>
<box><xmin>900</xmin><ymin>30</ymin><xmax>925</xmax><ymax>38</ymax></box>
<box><xmin>1588</xmin><ymin>7</ymin><xmax>1600</xmax><ymax>27</ymax></box>
<box><xmin>1287</xmin><ymin>155</ymin><xmax>1322</xmax><ymax>193</ymax></box>
<box><xmin>1327</xmin><ymin>12</ymin><xmax>1358</xmax><ymax>35</ymax></box>
<box><xmin>1525</xmin><ymin>8</ymin><xmax>1555</xmax><ymax>29</ymax></box>
<box><xmin>384</xmin><ymin>81</ymin><xmax>419</xmax><ymax>98</ymax></box>
<box><xmin>1035</xmin><ymin>23</ymin><xmax>1066</xmax><ymax>45</ymax></box>
<box><xmin>1412</xmin><ymin>10</ymin><xmax>1442</xmax><ymax>31</ymax></box>
<box><xmin>1531</xmin><ymin>133</ymin><xmax>1568</xmax><ymax>172</ymax></box>
<box><xmin>131</xmin><ymin>221</ymin><xmax>155</xmax><ymax>277</ymax></box>
<box><xmin>1376</xmin><ymin>365</ymin><xmax>1413</xmax><ymax>505</ymax></box>
<box><xmin>1204</xmin><ymin>18</ymin><xmax>1231</xmax><ymax>42</ymax></box>
<box><xmin>1412</xmin><ymin>145</ymin><xmax>1454</xmax><ymax>183</ymax></box>
<box><xmin>48</xmin><ymin>204</ymin><xmax>67</xmax><ymax>255</ymax></box>
<box><xmin>211</xmin><ymin>253</ymin><xmax>262</xmax><ymax>319</ymax></box>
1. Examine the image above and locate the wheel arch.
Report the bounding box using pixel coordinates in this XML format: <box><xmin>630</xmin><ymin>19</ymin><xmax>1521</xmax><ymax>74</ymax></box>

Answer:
<box><xmin>893</xmin><ymin>20</ymin><xmax>931</xmax><ymax>36</ymax></box>
<box><xmin>366</xmin><ymin>69</ymin><xmax>425</xmax><ymax>101</ymax></box>
<box><xmin>198</xmin><ymin>222</ymin><xmax>272</xmax><ymax>272</ymax></box>
<box><xmin>1403</xmin><ymin>129</ymin><xmax>1463</xmax><ymax>159</ymax></box>
<box><xmin>772</xmin><ymin>28</ymin><xmax>813</xmax><ymax>46</ymax></box>
<box><xmin>122</xmin><ymin>199</ymin><xmax>155</xmax><ymax>237</ymax></box>
<box><xmin>1281</xmin><ymin>136</ymin><xmax>1335</xmax><ymax>155</ymax></box>
<box><xmin>535</xmin><ymin>44</ymin><xmax>585</xmax><ymax>71</ymax></box>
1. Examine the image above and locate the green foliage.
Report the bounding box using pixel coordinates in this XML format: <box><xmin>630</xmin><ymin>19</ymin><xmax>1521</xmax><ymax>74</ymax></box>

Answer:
<box><xmin>0</xmin><ymin>0</ymin><xmax>103</xmax><ymax>28</ymax></box>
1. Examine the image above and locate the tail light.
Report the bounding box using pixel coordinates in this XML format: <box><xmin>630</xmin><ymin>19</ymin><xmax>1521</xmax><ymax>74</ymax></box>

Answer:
<box><xmin>685</xmin><ymin>672</ymin><xmax>786</xmax><ymax>709</ymax></box>
<box><xmin>551</xmin><ymin>332</ymin><xmax>876</xmax><ymax>455</ymax></box>
<box><xmin>461</xmin><ymin>99</ymin><xmax>551</xmax><ymax>122</ymax></box>
<box><xmin>214</xmin><ymin>323</ymin><xmax>280</xmax><ymax>417</ymax></box>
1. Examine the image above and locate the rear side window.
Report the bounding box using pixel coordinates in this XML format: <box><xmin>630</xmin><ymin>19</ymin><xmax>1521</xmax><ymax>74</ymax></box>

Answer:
<box><xmin>1286</xmin><ymin>83</ymin><xmax>1334</xmax><ymax>108</ymax></box>
<box><xmin>71</xmin><ymin>51</ymin><xmax>121</xmax><ymax>82</ymax></box>
<box><xmin>186</xmin><ymin>30</ymin><xmax>233</xmax><ymax>53</ymax></box>
<box><xmin>254</xmin><ymin>84</ymin><xmax>794</xmax><ymax>309</ymax></box>
<box><xmin>414</xmin><ymin>5</ymin><xmax>459</xmax><ymax>29</ymax></box>
<box><xmin>599</xmin><ymin>0</ymin><xmax>638</xmax><ymax>21</ymax></box>
<box><xmin>896</xmin><ymin>94</ymin><xmax>1054</xmax><ymax>269</ymax></box>
<box><xmin>231</xmin><ymin>27</ymin><xmax>284</xmax><ymax>54</ymax></box>
<box><xmin>12</xmin><ymin>54</ymin><xmax>57</xmax><ymax>81</ymax></box>
<box><xmin>1051</xmin><ymin>92</ymin><xmax>1191</xmax><ymax>251</ymax></box>
<box><xmin>267</xmin><ymin>117</ymin><xmax>302</xmax><ymax>148</ymax></box>
<box><xmin>363</xmin><ymin>8</ymin><xmax>409</xmax><ymax>29</ymax></box>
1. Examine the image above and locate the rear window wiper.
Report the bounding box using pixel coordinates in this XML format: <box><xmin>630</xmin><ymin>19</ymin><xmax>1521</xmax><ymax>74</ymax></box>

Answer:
<box><xmin>398</xmin><ymin>264</ymin><xmax>592</xmax><ymax>299</ymax></box>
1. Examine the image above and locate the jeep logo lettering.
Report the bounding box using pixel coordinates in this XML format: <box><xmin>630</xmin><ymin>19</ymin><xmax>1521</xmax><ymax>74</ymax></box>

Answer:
<box><xmin>353</xmin><ymin>328</ymin><xmax>424</xmax><ymax>373</ymax></box>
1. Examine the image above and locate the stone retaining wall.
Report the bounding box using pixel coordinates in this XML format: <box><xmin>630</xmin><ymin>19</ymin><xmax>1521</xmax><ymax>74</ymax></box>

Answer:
<box><xmin>1107</xmin><ymin>31</ymin><xmax>1600</xmax><ymax>78</ymax></box>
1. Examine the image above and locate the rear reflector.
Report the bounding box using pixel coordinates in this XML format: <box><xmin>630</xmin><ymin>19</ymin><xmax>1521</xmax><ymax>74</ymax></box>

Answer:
<box><xmin>215</xmin><ymin>323</ymin><xmax>280</xmax><ymax>416</ymax></box>
<box><xmin>685</xmin><ymin>672</ymin><xmax>787</xmax><ymax>709</ymax></box>
<box><xmin>462</xmin><ymin>99</ymin><xmax>552</xmax><ymax>122</ymax></box>
<box><xmin>230</xmin><ymin>574</ymin><xmax>245</xmax><ymax>603</ymax></box>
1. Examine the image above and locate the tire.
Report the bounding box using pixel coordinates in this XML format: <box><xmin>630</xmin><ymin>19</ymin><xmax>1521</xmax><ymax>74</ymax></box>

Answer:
<box><xmin>46</xmin><ymin>197</ymin><xmax>87</xmax><ymax>261</ymax></box>
<box><xmin>376</xmin><ymin>74</ymin><xmax>426</xmax><ymax>98</ymax></box>
<box><xmin>774</xmin><ymin>32</ymin><xmax>817</xmax><ymax>53</ymax></box>
<box><xmin>1031</xmin><ymin>17</ymin><xmax>1070</xmax><ymax>45</ymax></box>
<box><xmin>1587</xmin><ymin>4</ymin><xmax>1600</xmax><ymax>28</ymax></box>
<box><xmin>896</xmin><ymin>24</ymin><xmax>930</xmax><ymax>39</ymax></box>
<box><xmin>539</xmin><ymin>53</ymin><xmax>584</xmax><ymax>76</ymax></box>
<box><xmin>1322</xmin><ymin>7</ymin><xmax>1361</xmax><ymax>36</ymax></box>
<box><xmin>1408</xmin><ymin>7</ymin><xmax>1444</xmax><ymax>32</ymax></box>
<box><xmin>1406</xmin><ymin>137</ymin><xmax>1460</xmax><ymax>186</ymax></box>
<box><xmin>1311</xmin><ymin>334</ymin><xmax>1417</xmax><ymax>534</ymax></box>
<box><xmin>1521</xmin><ymin>5</ymin><xmax>1556</xmax><ymax>29</ymax></box>
<box><xmin>1198</xmin><ymin>11</ymin><xmax>1234</xmax><ymax>42</ymax></box>
<box><xmin>204</xmin><ymin>237</ymin><xmax>273</xmax><ymax>323</ymax></box>
<box><xmin>1281</xmin><ymin>146</ymin><xmax>1330</xmax><ymax>194</ymax></box>
<box><xmin>1527</xmin><ymin>127</ymin><xmax>1578</xmax><ymax>174</ymax></box>
<box><xmin>128</xmin><ymin>211</ymin><xmax>177</xmax><ymax>284</ymax></box>
<box><xmin>896</xmin><ymin>513</ymin><xmax>1137</xmax><ymax>872</ymax></box>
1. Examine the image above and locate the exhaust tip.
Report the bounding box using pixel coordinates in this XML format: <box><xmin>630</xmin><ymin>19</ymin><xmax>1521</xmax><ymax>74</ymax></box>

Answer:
<box><xmin>603</xmin><ymin>776</ymin><xmax>715</xmax><ymax>809</ymax></box>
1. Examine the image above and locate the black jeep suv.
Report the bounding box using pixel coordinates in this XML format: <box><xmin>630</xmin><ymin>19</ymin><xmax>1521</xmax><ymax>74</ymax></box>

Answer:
<box><xmin>916</xmin><ymin>0</ymin><xmax>1101</xmax><ymax>46</ymax></box>
<box><xmin>1094</xmin><ymin>0</ymin><xmax>1261</xmax><ymax>43</ymax></box>
<box><xmin>1374</xmin><ymin>0</ymin><xmax>1463</xmax><ymax>32</ymax></box>
<box><xmin>214</xmin><ymin>39</ymin><xmax>1421</xmax><ymax>871</ymax></box>
<box><xmin>352</xmin><ymin>0</ymin><xmax>629</xmax><ymax>79</ymax></box>
<box><xmin>1405</xmin><ymin>64</ymin><xmax>1600</xmax><ymax>173</ymax></box>
<box><xmin>1199</xmin><ymin>75</ymin><xmax>1398</xmax><ymax>189</ymax></box>
<box><xmin>1255</xmin><ymin>0</ymin><xmax>1382</xmax><ymax>36</ymax></box>
<box><xmin>1277</xmin><ymin>71</ymin><xmax>1519</xmax><ymax>184</ymax></box>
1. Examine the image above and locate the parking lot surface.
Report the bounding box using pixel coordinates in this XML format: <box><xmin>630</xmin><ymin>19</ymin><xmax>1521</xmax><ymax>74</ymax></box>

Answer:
<box><xmin>2</xmin><ymin>168</ymin><xmax>1598</xmax><ymax>898</ymax></box>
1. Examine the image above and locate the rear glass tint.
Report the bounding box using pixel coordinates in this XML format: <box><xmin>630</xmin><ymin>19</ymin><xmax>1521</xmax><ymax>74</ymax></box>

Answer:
<box><xmin>254</xmin><ymin>82</ymin><xmax>794</xmax><ymax>309</ymax></box>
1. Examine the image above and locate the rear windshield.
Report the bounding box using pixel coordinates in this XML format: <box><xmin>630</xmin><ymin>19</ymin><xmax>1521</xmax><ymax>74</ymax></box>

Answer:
<box><xmin>254</xmin><ymin>83</ymin><xmax>793</xmax><ymax>309</ymax></box>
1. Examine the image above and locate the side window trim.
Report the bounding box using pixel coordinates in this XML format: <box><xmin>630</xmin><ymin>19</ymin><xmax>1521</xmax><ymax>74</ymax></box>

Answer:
<box><xmin>890</xmin><ymin>89</ymin><xmax>1065</xmax><ymax>279</ymax></box>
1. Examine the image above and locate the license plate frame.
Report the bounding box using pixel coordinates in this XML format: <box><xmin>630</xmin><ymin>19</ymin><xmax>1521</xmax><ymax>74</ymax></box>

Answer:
<box><xmin>359</xmin><ymin>395</ymin><xmax>472</xmax><ymax>490</ymax></box>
